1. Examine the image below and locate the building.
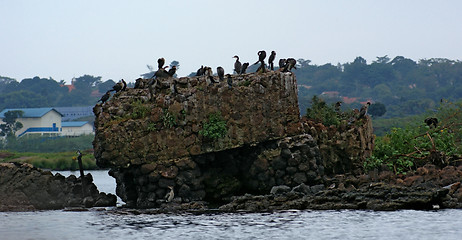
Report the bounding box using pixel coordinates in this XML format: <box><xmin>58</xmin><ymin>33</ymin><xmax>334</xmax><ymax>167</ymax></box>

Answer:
<box><xmin>61</xmin><ymin>121</ymin><xmax>94</xmax><ymax>136</ymax></box>
<box><xmin>54</xmin><ymin>106</ymin><xmax>94</xmax><ymax>121</ymax></box>
<box><xmin>0</xmin><ymin>107</ymin><xmax>94</xmax><ymax>137</ymax></box>
<box><xmin>0</xmin><ymin>108</ymin><xmax>62</xmax><ymax>137</ymax></box>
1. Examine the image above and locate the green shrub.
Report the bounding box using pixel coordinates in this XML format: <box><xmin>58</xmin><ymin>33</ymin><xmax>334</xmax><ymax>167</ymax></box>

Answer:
<box><xmin>130</xmin><ymin>100</ymin><xmax>150</xmax><ymax>119</ymax></box>
<box><xmin>305</xmin><ymin>95</ymin><xmax>340</xmax><ymax>126</ymax></box>
<box><xmin>161</xmin><ymin>109</ymin><xmax>176</xmax><ymax>128</ymax></box>
<box><xmin>199</xmin><ymin>113</ymin><xmax>228</xmax><ymax>140</ymax></box>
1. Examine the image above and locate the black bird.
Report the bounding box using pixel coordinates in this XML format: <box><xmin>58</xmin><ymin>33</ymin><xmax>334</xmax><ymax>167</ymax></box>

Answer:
<box><xmin>256</xmin><ymin>61</ymin><xmax>266</xmax><ymax>73</ymax></box>
<box><xmin>196</xmin><ymin>65</ymin><xmax>205</xmax><ymax>76</ymax></box>
<box><xmin>204</xmin><ymin>67</ymin><xmax>217</xmax><ymax>83</ymax></box>
<box><xmin>424</xmin><ymin>117</ymin><xmax>438</xmax><ymax>128</ymax></box>
<box><xmin>154</xmin><ymin>66</ymin><xmax>169</xmax><ymax>78</ymax></box>
<box><xmin>121</xmin><ymin>79</ymin><xmax>127</xmax><ymax>91</ymax></box>
<box><xmin>282</xmin><ymin>58</ymin><xmax>297</xmax><ymax>72</ymax></box>
<box><xmin>167</xmin><ymin>66</ymin><xmax>177</xmax><ymax>77</ymax></box>
<box><xmin>268</xmin><ymin>51</ymin><xmax>276</xmax><ymax>70</ymax></box>
<box><xmin>240</xmin><ymin>62</ymin><xmax>249</xmax><ymax>74</ymax></box>
<box><xmin>334</xmin><ymin>101</ymin><xmax>342</xmax><ymax>113</ymax></box>
<box><xmin>233</xmin><ymin>55</ymin><xmax>242</xmax><ymax>74</ymax></box>
<box><xmin>97</xmin><ymin>91</ymin><xmax>111</xmax><ymax>104</ymax></box>
<box><xmin>158</xmin><ymin>58</ymin><xmax>165</xmax><ymax>69</ymax></box>
<box><xmin>110</xmin><ymin>81</ymin><xmax>123</xmax><ymax>92</ymax></box>
<box><xmin>217</xmin><ymin>66</ymin><xmax>225</xmax><ymax>81</ymax></box>
<box><xmin>358</xmin><ymin>102</ymin><xmax>371</xmax><ymax>119</ymax></box>
<box><xmin>226</xmin><ymin>74</ymin><xmax>232</xmax><ymax>88</ymax></box>
<box><xmin>254</xmin><ymin>50</ymin><xmax>267</xmax><ymax>65</ymax></box>
<box><xmin>279</xmin><ymin>58</ymin><xmax>286</xmax><ymax>69</ymax></box>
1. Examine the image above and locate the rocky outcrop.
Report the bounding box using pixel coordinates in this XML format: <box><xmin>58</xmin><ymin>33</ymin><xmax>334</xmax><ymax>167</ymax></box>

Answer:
<box><xmin>0</xmin><ymin>162</ymin><xmax>116</xmax><ymax>211</ymax></box>
<box><xmin>93</xmin><ymin>71</ymin><xmax>302</xmax><ymax>168</ymax></box>
<box><xmin>92</xmin><ymin>71</ymin><xmax>382</xmax><ymax>210</ymax></box>
<box><xmin>220</xmin><ymin>164</ymin><xmax>462</xmax><ymax>211</ymax></box>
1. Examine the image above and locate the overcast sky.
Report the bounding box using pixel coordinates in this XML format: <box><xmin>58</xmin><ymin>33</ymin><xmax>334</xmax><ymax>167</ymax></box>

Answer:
<box><xmin>1</xmin><ymin>0</ymin><xmax>461</xmax><ymax>83</ymax></box>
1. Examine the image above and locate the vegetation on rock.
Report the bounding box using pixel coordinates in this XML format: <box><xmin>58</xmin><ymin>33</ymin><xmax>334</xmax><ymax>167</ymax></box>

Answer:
<box><xmin>199</xmin><ymin>112</ymin><xmax>227</xmax><ymax>140</ymax></box>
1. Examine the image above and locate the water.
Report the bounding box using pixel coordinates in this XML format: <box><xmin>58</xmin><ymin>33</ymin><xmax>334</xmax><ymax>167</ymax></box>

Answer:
<box><xmin>1</xmin><ymin>170</ymin><xmax>462</xmax><ymax>240</ymax></box>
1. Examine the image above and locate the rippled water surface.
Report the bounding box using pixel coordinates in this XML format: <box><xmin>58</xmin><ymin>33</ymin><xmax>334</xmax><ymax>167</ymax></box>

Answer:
<box><xmin>1</xmin><ymin>171</ymin><xmax>461</xmax><ymax>240</ymax></box>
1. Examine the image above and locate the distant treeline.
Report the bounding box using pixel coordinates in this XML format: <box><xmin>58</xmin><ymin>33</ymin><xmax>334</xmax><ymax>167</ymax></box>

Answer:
<box><xmin>295</xmin><ymin>56</ymin><xmax>462</xmax><ymax>118</ymax></box>
<box><xmin>1</xmin><ymin>56</ymin><xmax>461</xmax><ymax>119</ymax></box>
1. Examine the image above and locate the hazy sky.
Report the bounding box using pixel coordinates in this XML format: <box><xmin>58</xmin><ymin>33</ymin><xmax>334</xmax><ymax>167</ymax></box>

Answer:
<box><xmin>1</xmin><ymin>0</ymin><xmax>461</xmax><ymax>83</ymax></box>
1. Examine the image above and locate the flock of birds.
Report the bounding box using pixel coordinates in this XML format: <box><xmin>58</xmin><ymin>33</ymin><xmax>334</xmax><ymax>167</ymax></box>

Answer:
<box><xmin>97</xmin><ymin>50</ymin><xmax>299</xmax><ymax>104</ymax></box>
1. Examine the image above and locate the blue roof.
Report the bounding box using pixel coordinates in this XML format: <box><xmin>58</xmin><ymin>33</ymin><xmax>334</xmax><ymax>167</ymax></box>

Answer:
<box><xmin>61</xmin><ymin>121</ymin><xmax>89</xmax><ymax>127</ymax></box>
<box><xmin>0</xmin><ymin>108</ymin><xmax>63</xmax><ymax>118</ymax></box>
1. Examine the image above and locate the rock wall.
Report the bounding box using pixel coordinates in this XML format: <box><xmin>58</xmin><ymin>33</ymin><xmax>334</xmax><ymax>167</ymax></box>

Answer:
<box><xmin>0</xmin><ymin>163</ymin><xmax>116</xmax><ymax>211</ymax></box>
<box><xmin>93</xmin><ymin>71</ymin><xmax>302</xmax><ymax>168</ymax></box>
<box><xmin>93</xmin><ymin>72</ymin><xmax>374</xmax><ymax>208</ymax></box>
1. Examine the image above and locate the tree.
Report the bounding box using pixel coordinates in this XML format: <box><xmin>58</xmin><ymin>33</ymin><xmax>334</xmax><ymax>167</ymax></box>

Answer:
<box><xmin>368</xmin><ymin>102</ymin><xmax>386</xmax><ymax>117</ymax></box>
<box><xmin>0</xmin><ymin>110</ymin><xmax>24</xmax><ymax>137</ymax></box>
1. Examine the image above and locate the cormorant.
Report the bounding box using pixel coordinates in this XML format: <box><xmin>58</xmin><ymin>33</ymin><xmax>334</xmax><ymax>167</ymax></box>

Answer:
<box><xmin>110</xmin><ymin>81</ymin><xmax>123</xmax><ymax>92</ymax></box>
<box><xmin>217</xmin><ymin>66</ymin><xmax>225</xmax><ymax>81</ymax></box>
<box><xmin>254</xmin><ymin>50</ymin><xmax>267</xmax><ymax>65</ymax></box>
<box><xmin>154</xmin><ymin>66</ymin><xmax>169</xmax><ymax>78</ymax></box>
<box><xmin>226</xmin><ymin>74</ymin><xmax>232</xmax><ymax>88</ymax></box>
<box><xmin>268</xmin><ymin>51</ymin><xmax>276</xmax><ymax>70</ymax></box>
<box><xmin>240</xmin><ymin>62</ymin><xmax>249</xmax><ymax>74</ymax></box>
<box><xmin>334</xmin><ymin>101</ymin><xmax>342</xmax><ymax>113</ymax></box>
<box><xmin>165</xmin><ymin>186</ymin><xmax>174</xmax><ymax>203</ymax></box>
<box><xmin>158</xmin><ymin>58</ymin><xmax>165</xmax><ymax>69</ymax></box>
<box><xmin>97</xmin><ymin>91</ymin><xmax>111</xmax><ymax>104</ymax></box>
<box><xmin>256</xmin><ymin>61</ymin><xmax>266</xmax><ymax>73</ymax></box>
<box><xmin>424</xmin><ymin>117</ymin><xmax>438</xmax><ymax>128</ymax></box>
<box><xmin>279</xmin><ymin>58</ymin><xmax>286</xmax><ymax>69</ymax></box>
<box><xmin>121</xmin><ymin>79</ymin><xmax>127</xmax><ymax>91</ymax></box>
<box><xmin>282</xmin><ymin>58</ymin><xmax>297</xmax><ymax>72</ymax></box>
<box><xmin>204</xmin><ymin>67</ymin><xmax>217</xmax><ymax>83</ymax></box>
<box><xmin>167</xmin><ymin>66</ymin><xmax>177</xmax><ymax>77</ymax></box>
<box><xmin>358</xmin><ymin>102</ymin><xmax>371</xmax><ymax>119</ymax></box>
<box><xmin>196</xmin><ymin>65</ymin><xmax>205</xmax><ymax>76</ymax></box>
<box><xmin>233</xmin><ymin>55</ymin><xmax>242</xmax><ymax>74</ymax></box>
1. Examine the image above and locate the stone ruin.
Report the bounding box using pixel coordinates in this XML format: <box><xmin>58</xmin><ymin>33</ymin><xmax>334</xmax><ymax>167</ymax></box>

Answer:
<box><xmin>93</xmin><ymin>71</ymin><xmax>374</xmax><ymax>208</ymax></box>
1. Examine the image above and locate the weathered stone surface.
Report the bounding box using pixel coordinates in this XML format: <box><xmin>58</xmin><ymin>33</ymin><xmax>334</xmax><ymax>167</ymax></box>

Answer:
<box><xmin>0</xmin><ymin>163</ymin><xmax>116</xmax><ymax>211</ymax></box>
<box><xmin>94</xmin><ymin>71</ymin><xmax>302</xmax><ymax>167</ymax></box>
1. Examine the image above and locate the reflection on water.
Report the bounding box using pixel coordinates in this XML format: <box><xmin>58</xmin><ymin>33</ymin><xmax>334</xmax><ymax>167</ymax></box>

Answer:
<box><xmin>1</xmin><ymin>171</ymin><xmax>462</xmax><ymax>240</ymax></box>
<box><xmin>1</xmin><ymin>209</ymin><xmax>462</xmax><ymax>240</ymax></box>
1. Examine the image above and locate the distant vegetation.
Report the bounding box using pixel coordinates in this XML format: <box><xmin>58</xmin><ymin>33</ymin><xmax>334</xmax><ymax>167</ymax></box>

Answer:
<box><xmin>0</xmin><ymin>150</ymin><xmax>98</xmax><ymax>170</ymax></box>
<box><xmin>2</xmin><ymin>134</ymin><xmax>94</xmax><ymax>153</ymax></box>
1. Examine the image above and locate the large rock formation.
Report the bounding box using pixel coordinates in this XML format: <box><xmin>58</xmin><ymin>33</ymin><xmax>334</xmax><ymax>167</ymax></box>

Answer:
<box><xmin>0</xmin><ymin>162</ymin><xmax>116</xmax><ymax>211</ymax></box>
<box><xmin>93</xmin><ymin>71</ymin><xmax>376</xmax><ymax>209</ymax></box>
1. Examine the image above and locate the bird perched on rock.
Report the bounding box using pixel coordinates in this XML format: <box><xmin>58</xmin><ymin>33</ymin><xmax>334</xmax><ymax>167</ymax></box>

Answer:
<box><xmin>254</xmin><ymin>50</ymin><xmax>267</xmax><ymax>65</ymax></box>
<box><xmin>334</xmin><ymin>101</ymin><xmax>342</xmax><ymax>113</ymax></box>
<box><xmin>268</xmin><ymin>51</ymin><xmax>276</xmax><ymax>70</ymax></box>
<box><xmin>226</xmin><ymin>74</ymin><xmax>232</xmax><ymax>88</ymax></box>
<box><xmin>165</xmin><ymin>186</ymin><xmax>174</xmax><ymax>203</ymax></box>
<box><xmin>121</xmin><ymin>79</ymin><xmax>127</xmax><ymax>91</ymax></box>
<box><xmin>217</xmin><ymin>66</ymin><xmax>225</xmax><ymax>81</ymax></box>
<box><xmin>154</xmin><ymin>66</ymin><xmax>169</xmax><ymax>79</ymax></box>
<box><xmin>233</xmin><ymin>55</ymin><xmax>242</xmax><ymax>74</ymax></box>
<box><xmin>196</xmin><ymin>65</ymin><xmax>205</xmax><ymax>76</ymax></box>
<box><xmin>168</xmin><ymin>66</ymin><xmax>177</xmax><ymax>77</ymax></box>
<box><xmin>282</xmin><ymin>58</ymin><xmax>297</xmax><ymax>72</ymax></box>
<box><xmin>240</xmin><ymin>62</ymin><xmax>249</xmax><ymax>74</ymax></box>
<box><xmin>97</xmin><ymin>91</ymin><xmax>111</xmax><ymax>104</ymax></box>
<box><xmin>110</xmin><ymin>81</ymin><xmax>124</xmax><ymax>93</ymax></box>
<box><xmin>358</xmin><ymin>102</ymin><xmax>371</xmax><ymax>119</ymax></box>
<box><xmin>204</xmin><ymin>67</ymin><xmax>217</xmax><ymax>83</ymax></box>
<box><xmin>157</xmin><ymin>58</ymin><xmax>165</xmax><ymax>69</ymax></box>
<box><xmin>424</xmin><ymin>117</ymin><xmax>438</xmax><ymax>128</ymax></box>
<box><xmin>279</xmin><ymin>58</ymin><xmax>286</xmax><ymax>69</ymax></box>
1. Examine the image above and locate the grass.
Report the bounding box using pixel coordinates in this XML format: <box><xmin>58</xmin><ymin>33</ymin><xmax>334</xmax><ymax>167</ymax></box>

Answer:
<box><xmin>0</xmin><ymin>150</ymin><xmax>99</xmax><ymax>170</ymax></box>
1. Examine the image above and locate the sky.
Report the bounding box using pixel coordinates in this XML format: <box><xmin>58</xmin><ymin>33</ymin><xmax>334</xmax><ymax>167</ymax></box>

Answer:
<box><xmin>1</xmin><ymin>0</ymin><xmax>462</xmax><ymax>83</ymax></box>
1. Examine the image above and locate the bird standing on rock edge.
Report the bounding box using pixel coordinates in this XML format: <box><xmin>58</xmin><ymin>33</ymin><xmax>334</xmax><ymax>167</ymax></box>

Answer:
<box><xmin>268</xmin><ymin>51</ymin><xmax>276</xmax><ymax>70</ymax></box>
<box><xmin>254</xmin><ymin>50</ymin><xmax>267</xmax><ymax>65</ymax></box>
<box><xmin>97</xmin><ymin>91</ymin><xmax>111</xmax><ymax>104</ymax></box>
<box><xmin>233</xmin><ymin>55</ymin><xmax>242</xmax><ymax>74</ymax></box>
<box><xmin>358</xmin><ymin>102</ymin><xmax>371</xmax><ymax>119</ymax></box>
<box><xmin>165</xmin><ymin>186</ymin><xmax>174</xmax><ymax>203</ymax></box>
<box><xmin>240</xmin><ymin>62</ymin><xmax>249</xmax><ymax>74</ymax></box>
<box><xmin>217</xmin><ymin>66</ymin><xmax>225</xmax><ymax>81</ymax></box>
<box><xmin>226</xmin><ymin>74</ymin><xmax>232</xmax><ymax>88</ymax></box>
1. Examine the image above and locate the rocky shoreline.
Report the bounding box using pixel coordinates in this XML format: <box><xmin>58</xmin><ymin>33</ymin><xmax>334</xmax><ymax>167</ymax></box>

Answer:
<box><xmin>0</xmin><ymin>162</ymin><xmax>116</xmax><ymax>211</ymax></box>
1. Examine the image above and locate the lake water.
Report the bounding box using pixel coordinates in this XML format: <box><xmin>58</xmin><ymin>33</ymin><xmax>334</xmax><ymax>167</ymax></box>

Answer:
<box><xmin>1</xmin><ymin>170</ymin><xmax>462</xmax><ymax>240</ymax></box>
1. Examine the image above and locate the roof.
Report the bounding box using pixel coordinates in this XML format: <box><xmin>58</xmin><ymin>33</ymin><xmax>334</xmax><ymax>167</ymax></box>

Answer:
<box><xmin>0</xmin><ymin>108</ymin><xmax>63</xmax><ymax>118</ymax></box>
<box><xmin>61</xmin><ymin>121</ymin><xmax>90</xmax><ymax>127</ymax></box>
